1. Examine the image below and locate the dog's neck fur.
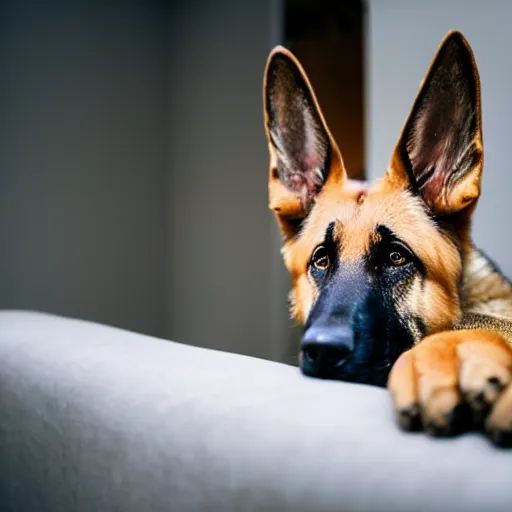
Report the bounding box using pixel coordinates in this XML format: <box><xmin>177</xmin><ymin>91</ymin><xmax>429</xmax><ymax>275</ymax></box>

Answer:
<box><xmin>458</xmin><ymin>247</ymin><xmax>512</xmax><ymax>338</ymax></box>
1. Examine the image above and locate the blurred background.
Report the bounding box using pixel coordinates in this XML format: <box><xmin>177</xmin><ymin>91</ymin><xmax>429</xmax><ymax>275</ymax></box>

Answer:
<box><xmin>1</xmin><ymin>0</ymin><xmax>511</xmax><ymax>364</ymax></box>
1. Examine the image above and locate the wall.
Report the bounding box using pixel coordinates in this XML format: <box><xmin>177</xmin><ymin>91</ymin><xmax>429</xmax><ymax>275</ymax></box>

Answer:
<box><xmin>167</xmin><ymin>0</ymin><xmax>292</xmax><ymax>361</ymax></box>
<box><xmin>0</xmin><ymin>0</ymin><xmax>294</xmax><ymax>362</ymax></box>
<box><xmin>366</xmin><ymin>0</ymin><xmax>512</xmax><ymax>277</ymax></box>
<box><xmin>0</xmin><ymin>0</ymin><xmax>169</xmax><ymax>337</ymax></box>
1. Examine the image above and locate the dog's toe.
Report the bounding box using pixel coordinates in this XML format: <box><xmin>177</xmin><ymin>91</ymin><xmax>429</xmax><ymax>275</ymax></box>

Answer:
<box><xmin>421</xmin><ymin>387</ymin><xmax>462</xmax><ymax>436</ymax></box>
<box><xmin>486</xmin><ymin>384</ymin><xmax>512</xmax><ymax>446</ymax></box>
<box><xmin>458</xmin><ymin>340</ymin><xmax>512</xmax><ymax>424</ymax></box>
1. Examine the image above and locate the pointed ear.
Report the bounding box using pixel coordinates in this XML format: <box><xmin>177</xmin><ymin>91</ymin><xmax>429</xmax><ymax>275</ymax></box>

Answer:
<box><xmin>388</xmin><ymin>31</ymin><xmax>483</xmax><ymax>215</ymax></box>
<box><xmin>263</xmin><ymin>46</ymin><xmax>344</xmax><ymax>238</ymax></box>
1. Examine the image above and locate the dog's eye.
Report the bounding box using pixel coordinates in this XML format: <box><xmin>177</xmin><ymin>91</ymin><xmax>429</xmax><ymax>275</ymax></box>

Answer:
<box><xmin>312</xmin><ymin>245</ymin><xmax>330</xmax><ymax>271</ymax></box>
<box><xmin>389</xmin><ymin>250</ymin><xmax>407</xmax><ymax>266</ymax></box>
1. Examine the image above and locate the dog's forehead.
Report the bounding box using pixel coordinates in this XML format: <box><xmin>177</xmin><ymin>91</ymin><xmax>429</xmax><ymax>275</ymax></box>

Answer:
<box><xmin>325</xmin><ymin>183</ymin><xmax>425</xmax><ymax>262</ymax></box>
<box><xmin>285</xmin><ymin>177</ymin><xmax>459</xmax><ymax>277</ymax></box>
<box><xmin>308</xmin><ymin>179</ymin><xmax>422</xmax><ymax>244</ymax></box>
<box><xmin>284</xmin><ymin>180</ymin><xmax>393</xmax><ymax>273</ymax></box>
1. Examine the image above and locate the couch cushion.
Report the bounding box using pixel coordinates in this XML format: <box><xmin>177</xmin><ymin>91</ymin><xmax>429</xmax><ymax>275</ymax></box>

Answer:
<box><xmin>0</xmin><ymin>311</ymin><xmax>511</xmax><ymax>511</ymax></box>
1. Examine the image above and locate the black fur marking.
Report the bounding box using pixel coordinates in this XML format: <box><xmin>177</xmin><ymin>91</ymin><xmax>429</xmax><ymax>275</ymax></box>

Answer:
<box><xmin>373</xmin><ymin>225</ymin><xmax>426</xmax><ymax>277</ymax></box>
<box><xmin>324</xmin><ymin>221</ymin><xmax>335</xmax><ymax>246</ymax></box>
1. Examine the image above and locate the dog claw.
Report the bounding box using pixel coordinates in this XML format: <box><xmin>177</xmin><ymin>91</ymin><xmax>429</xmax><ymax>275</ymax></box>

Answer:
<box><xmin>487</xmin><ymin>376</ymin><xmax>505</xmax><ymax>393</ymax></box>
<box><xmin>488</xmin><ymin>429</ymin><xmax>512</xmax><ymax>447</ymax></box>
<box><xmin>423</xmin><ymin>404</ymin><xmax>466</xmax><ymax>437</ymax></box>
<box><xmin>424</xmin><ymin>420</ymin><xmax>455</xmax><ymax>437</ymax></box>
<box><xmin>465</xmin><ymin>391</ymin><xmax>490</xmax><ymax>424</ymax></box>
<box><xmin>470</xmin><ymin>391</ymin><xmax>486</xmax><ymax>409</ymax></box>
<box><xmin>397</xmin><ymin>404</ymin><xmax>421</xmax><ymax>431</ymax></box>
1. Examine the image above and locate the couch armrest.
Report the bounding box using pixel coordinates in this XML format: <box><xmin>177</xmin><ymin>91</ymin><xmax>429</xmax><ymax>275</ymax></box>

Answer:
<box><xmin>1</xmin><ymin>311</ymin><xmax>511</xmax><ymax>511</ymax></box>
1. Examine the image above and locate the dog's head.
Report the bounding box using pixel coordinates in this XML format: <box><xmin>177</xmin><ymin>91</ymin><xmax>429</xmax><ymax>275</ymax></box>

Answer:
<box><xmin>263</xmin><ymin>31</ymin><xmax>483</xmax><ymax>386</ymax></box>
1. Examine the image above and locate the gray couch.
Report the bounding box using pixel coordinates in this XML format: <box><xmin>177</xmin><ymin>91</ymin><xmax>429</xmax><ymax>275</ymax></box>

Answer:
<box><xmin>1</xmin><ymin>311</ymin><xmax>512</xmax><ymax>512</ymax></box>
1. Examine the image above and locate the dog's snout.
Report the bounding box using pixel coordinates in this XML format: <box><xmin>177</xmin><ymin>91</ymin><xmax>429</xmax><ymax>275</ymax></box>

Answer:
<box><xmin>300</xmin><ymin>326</ymin><xmax>353</xmax><ymax>377</ymax></box>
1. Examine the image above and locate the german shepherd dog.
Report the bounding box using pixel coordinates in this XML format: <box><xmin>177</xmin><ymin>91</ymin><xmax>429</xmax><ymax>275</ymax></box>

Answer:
<box><xmin>263</xmin><ymin>31</ymin><xmax>512</xmax><ymax>445</ymax></box>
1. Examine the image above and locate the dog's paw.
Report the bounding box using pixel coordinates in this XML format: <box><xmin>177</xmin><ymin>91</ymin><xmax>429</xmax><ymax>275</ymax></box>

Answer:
<box><xmin>388</xmin><ymin>329</ymin><xmax>512</xmax><ymax>446</ymax></box>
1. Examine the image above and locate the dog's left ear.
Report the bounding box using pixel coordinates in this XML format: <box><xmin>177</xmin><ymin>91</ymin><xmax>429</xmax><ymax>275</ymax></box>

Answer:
<box><xmin>388</xmin><ymin>30</ymin><xmax>483</xmax><ymax>215</ymax></box>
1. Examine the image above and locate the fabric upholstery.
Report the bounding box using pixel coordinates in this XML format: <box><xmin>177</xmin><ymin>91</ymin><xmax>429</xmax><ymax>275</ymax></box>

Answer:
<box><xmin>1</xmin><ymin>311</ymin><xmax>511</xmax><ymax>511</ymax></box>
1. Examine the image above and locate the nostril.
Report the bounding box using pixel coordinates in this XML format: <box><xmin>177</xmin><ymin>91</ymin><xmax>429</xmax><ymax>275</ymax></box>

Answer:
<box><xmin>324</xmin><ymin>346</ymin><xmax>350</xmax><ymax>367</ymax></box>
<box><xmin>325</xmin><ymin>349</ymin><xmax>340</xmax><ymax>366</ymax></box>
<box><xmin>301</xmin><ymin>341</ymin><xmax>351</xmax><ymax>370</ymax></box>
<box><xmin>302</xmin><ymin>346</ymin><xmax>319</xmax><ymax>363</ymax></box>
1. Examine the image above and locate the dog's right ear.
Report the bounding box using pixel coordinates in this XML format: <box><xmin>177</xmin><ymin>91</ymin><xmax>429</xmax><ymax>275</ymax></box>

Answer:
<box><xmin>263</xmin><ymin>47</ymin><xmax>344</xmax><ymax>239</ymax></box>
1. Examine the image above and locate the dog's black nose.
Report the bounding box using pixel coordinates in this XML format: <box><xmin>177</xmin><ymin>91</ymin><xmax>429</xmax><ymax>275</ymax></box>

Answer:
<box><xmin>300</xmin><ymin>326</ymin><xmax>353</xmax><ymax>377</ymax></box>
